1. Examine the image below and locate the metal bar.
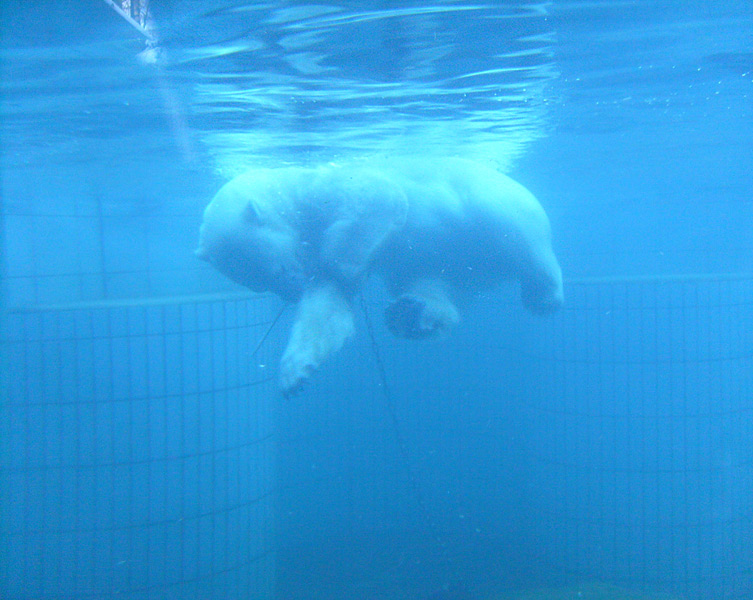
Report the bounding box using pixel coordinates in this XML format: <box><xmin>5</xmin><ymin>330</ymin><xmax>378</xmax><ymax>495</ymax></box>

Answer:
<box><xmin>5</xmin><ymin>272</ymin><xmax>752</xmax><ymax>314</ymax></box>
<box><xmin>566</xmin><ymin>272</ymin><xmax>753</xmax><ymax>285</ymax></box>
<box><xmin>5</xmin><ymin>291</ymin><xmax>265</xmax><ymax>314</ymax></box>
<box><xmin>101</xmin><ymin>0</ymin><xmax>156</xmax><ymax>42</ymax></box>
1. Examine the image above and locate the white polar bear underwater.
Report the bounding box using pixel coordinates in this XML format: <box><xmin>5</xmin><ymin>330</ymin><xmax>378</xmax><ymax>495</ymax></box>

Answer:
<box><xmin>196</xmin><ymin>157</ymin><xmax>563</xmax><ymax>394</ymax></box>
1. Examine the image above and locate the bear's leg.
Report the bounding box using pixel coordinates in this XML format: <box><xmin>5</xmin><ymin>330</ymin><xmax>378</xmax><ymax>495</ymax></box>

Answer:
<box><xmin>385</xmin><ymin>278</ymin><xmax>460</xmax><ymax>339</ymax></box>
<box><xmin>321</xmin><ymin>193</ymin><xmax>408</xmax><ymax>283</ymax></box>
<box><xmin>279</xmin><ymin>282</ymin><xmax>355</xmax><ymax>394</ymax></box>
<box><xmin>520</xmin><ymin>247</ymin><xmax>564</xmax><ymax>314</ymax></box>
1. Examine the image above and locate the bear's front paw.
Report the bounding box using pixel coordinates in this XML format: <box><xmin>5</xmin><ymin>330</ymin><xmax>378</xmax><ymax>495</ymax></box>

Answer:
<box><xmin>279</xmin><ymin>351</ymin><xmax>316</xmax><ymax>396</ymax></box>
<box><xmin>278</xmin><ymin>282</ymin><xmax>356</xmax><ymax>395</ymax></box>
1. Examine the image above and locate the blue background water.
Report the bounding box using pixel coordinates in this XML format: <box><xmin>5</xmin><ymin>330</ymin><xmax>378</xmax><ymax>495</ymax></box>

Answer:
<box><xmin>1</xmin><ymin>1</ymin><xmax>752</xmax><ymax>599</ymax></box>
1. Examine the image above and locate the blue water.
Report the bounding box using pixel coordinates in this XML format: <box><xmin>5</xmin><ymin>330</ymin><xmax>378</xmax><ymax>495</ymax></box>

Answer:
<box><xmin>1</xmin><ymin>1</ymin><xmax>752</xmax><ymax>599</ymax></box>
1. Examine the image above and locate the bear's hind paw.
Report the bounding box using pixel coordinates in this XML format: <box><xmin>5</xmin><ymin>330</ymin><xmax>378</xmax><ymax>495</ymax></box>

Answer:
<box><xmin>385</xmin><ymin>295</ymin><xmax>456</xmax><ymax>339</ymax></box>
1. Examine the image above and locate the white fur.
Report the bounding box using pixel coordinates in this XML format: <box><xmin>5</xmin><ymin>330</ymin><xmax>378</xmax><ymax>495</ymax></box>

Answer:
<box><xmin>279</xmin><ymin>283</ymin><xmax>355</xmax><ymax>394</ymax></box>
<box><xmin>197</xmin><ymin>158</ymin><xmax>563</xmax><ymax>393</ymax></box>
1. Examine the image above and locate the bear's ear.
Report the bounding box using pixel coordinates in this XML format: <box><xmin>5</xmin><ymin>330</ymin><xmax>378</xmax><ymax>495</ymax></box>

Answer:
<box><xmin>243</xmin><ymin>202</ymin><xmax>262</xmax><ymax>224</ymax></box>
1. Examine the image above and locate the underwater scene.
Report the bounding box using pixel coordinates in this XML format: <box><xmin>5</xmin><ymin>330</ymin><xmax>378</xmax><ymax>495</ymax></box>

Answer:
<box><xmin>1</xmin><ymin>1</ymin><xmax>751</xmax><ymax>599</ymax></box>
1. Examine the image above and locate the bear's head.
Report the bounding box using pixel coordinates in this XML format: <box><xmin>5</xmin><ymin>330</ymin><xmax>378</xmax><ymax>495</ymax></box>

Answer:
<box><xmin>196</xmin><ymin>176</ymin><xmax>307</xmax><ymax>302</ymax></box>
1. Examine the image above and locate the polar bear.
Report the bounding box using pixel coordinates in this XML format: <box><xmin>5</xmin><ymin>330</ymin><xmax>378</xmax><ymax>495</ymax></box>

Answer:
<box><xmin>196</xmin><ymin>157</ymin><xmax>563</xmax><ymax>393</ymax></box>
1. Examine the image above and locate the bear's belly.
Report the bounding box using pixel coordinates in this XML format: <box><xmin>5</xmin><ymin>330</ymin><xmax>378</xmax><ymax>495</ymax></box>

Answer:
<box><xmin>377</xmin><ymin>224</ymin><xmax>524</xmax><ymax>291</ymax></box>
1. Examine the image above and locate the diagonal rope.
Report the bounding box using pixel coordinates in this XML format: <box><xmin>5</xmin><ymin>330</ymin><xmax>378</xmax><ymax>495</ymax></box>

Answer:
<box><xmin>251</xmin><ymin>301</ymin><xmax>288</xmax><ymax>360</ymax></box>
<box><xmin>359</xmin><ymin>293</ymin><xmax>448</xmax><ymax>557</ymax></box>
